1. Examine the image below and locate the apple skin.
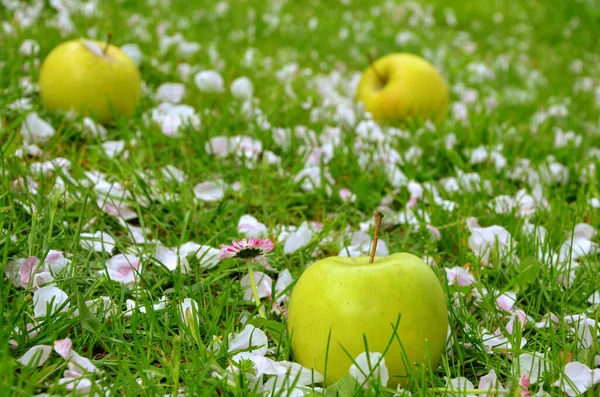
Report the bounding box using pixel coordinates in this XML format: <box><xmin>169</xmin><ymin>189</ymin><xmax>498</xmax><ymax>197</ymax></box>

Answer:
<box><xmin>39</xmin><ymin>39</ymin><xmax>141</xmax><ymax>124</ymax></box>
<box><xmin>355</xmin><ymin>53</ymin><xmax>449</xmax><ymax>123</ymax></box>
<box><xmin>287</xmin><ymin>253</ymin><xmax>448</xmax><ymax>387</ymax></box>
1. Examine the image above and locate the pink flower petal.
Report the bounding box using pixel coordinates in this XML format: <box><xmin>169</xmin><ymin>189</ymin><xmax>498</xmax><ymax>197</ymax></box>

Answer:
<box><xmin>54</xmin><ymin>338</ymin><xmax>73</xmax><ymax>360</ymax></box>
<box><xmin>496</xmin><ymin>292</ymin><xmax>517</xmax><ymax>312</ymax></box>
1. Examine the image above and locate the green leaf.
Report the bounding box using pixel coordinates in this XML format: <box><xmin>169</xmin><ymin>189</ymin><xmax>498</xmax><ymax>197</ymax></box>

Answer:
<box><xmin>325</xmin><ymin>375</ymin><xmax>361</xmax><ymax>397</ymax></box>
<box><xmin>446</xmin><ymin>149</ymin><xmax>466</xmax><ymax>170</ymax></box>
<box><xmin>246</xmin><ymin>318</ymin><xmax>286</xmax><ymax>335</ymax></box>
<box><xmin>76</xmin><ymin>292</ymin><xmax>102</xmax><ymax>333</ymax></box>
<box><xmin>517</xmin><ymin>257</ymin><xmax>541</xmax><ymax>287</ymax></box>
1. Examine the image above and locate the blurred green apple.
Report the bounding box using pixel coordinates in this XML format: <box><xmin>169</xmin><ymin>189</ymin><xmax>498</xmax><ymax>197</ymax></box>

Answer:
<box><xmin>355</xmin><ymin>53</ymin><xmax>449</xmax><ymax>123</ymax></box>
<box><xmin>39</xmin><ymin>38</ymin><xmax>141</xmax><ymax>124</ymax></box>
<box><xmin>287</xmin><ymin>253</ymin><xmax>448</xmax><ymax>387</ymax></box>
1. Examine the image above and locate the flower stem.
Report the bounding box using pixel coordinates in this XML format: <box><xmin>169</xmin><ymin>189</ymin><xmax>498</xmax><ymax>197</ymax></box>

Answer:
<box><xmin>369</xmin><ymin>211</ymin><xmax>384</xmax><ymax>263</ymax></box>
<box><xmin>246</xmin><ymin>261</ymin><xmax>267</xmax><ymax>319</ymax></box>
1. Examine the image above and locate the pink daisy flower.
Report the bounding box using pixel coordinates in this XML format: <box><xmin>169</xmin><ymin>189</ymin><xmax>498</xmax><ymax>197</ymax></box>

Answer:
<box><xmin>219</xmin><ymin>237</ymin><xmax>275</xmax><ymax>261</ymax></box>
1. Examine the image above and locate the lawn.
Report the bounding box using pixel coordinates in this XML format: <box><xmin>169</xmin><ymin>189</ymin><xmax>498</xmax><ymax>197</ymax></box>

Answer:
<box><xmin>1</xmin><ymin>0</ymin><xmax>600</xmax><ymax>396</ymax></box>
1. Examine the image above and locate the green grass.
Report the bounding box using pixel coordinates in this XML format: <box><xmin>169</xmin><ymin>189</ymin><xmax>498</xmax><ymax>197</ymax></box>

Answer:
<box><xmin>2</xmin><ymin>0</ymin><xmax>600</xmax><ymax>396</ymax></box>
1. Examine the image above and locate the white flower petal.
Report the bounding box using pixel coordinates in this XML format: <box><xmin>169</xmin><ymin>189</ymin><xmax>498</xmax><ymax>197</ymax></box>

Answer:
<box><xmin>294</xmin><ymin>166</ymin><xmax>334</xmax><ymax>192</ymax></box>
<box><xmin>33</xmin><ymin>286</ymin><xmax>69</xmax><ymax>318</ymax></box>
<box><xmin>205</xmin><ymin>136</ymin><xmax>231</xmax><ymax>157</ymax></box>
<box><xmin>79</xmin><ymin>231</ymin><xmax>116</xmax><ymax>253</ymax></box>
<box><xmin>192</xmin><ymin>245</ymin><xmax>220</xmax><ymax>269</ymax></box>
<box><xmin>262</xmin><ymin>375</ymin><xmax>313</xmax><ymax>396</ymax></box>
<box><xmin>228</xmin><ymin>325</ymin><xmax>268</xmax><ymax>356</ymax></box>
<box><xmin>193</xmin><ymin>180</ymin><xmax>225</xmax><ymax>202</ymax></box>
<box><xmin>231</xmin><ymin>352</ymin><xmax>285</xmax><ymax>378</ymax></box>
<box><xmin>283</xmin><ymin>222</ymin><xmax>313</xmax><ymax>254</ymax></box>
<box><xmin>514</xmin><ymin>352</ymin><xmax>551</xmax><ymax>384</ymax></box>
<box><xmin>274</xmin><ymin>269</ymin><xmax>293</xmax><ymax>304</ymax></box>
<box><xmin>17</xmin><ymin>345</ymin><xmax>52</xmax><ymax>367</ymax></box>
<box><xmin>571</xmin><ymin>317</ymin><xmax>597</xmax><ymax>349</ymax></box>
<box><xmin>552</xmin><ymin>362</ymin><xmax>600</xmax><ymax>397</ymax></box>
<box><xmin>161</xmin><ymin>165</ymin><xmax>186</xmax><ymax>183</ymax></box>
<box><xmin>101</xmin><ymin>140</ymin><xmax>126</xmax><ymax>159</ymax></box>
<box><xmin>194</xmin><ymin>70</ymin><xmax>225</xmax><ymax>93</ymax></box>
<box><xmin>103</xmin><ymin>254</ymin><xmax>140</xmax><ymax>286</ymax></box>
<box><xmin>155</xmin><ymin>245</ymin><xmax>189</xmax><ymax>273</ymax></box>
<box><xmin>339</xmin><ymin>188</ymin><xmax>357</xmax><ymax>203</ymax></box>
<box><xmin>445</xmin><ymin>267</ymin><xmax>475</xmax><ymax>286</ymax></box>
<box><xmin>237</xmin><ymin>215</ymin><xmax>268</xmax><ymax>238</ymax></box>
<box><xmin>44</xmin><ymin>250</ymin><xmax>70</xmax><ymax>276</ymax></box>
<box><xmin>178</xmin><ymin>298</ymin><xmax>199</xmax><ymax>326</ymax></box>
<box><xmin>21</xmin><ymin>113</ymin><xmax>55</xmax><ymax>145</ymax></box>
<box><xmin>560</xmin><ymin>237</ymin><xmax>597</xmax><ymax>261</ymax></box>
<box><xmin>150</xmin><ymin>102</ymin><xmax>200</xmax><ymax>137</ymax></box>
<box><xmin>81</xmin><ymin>39</ymin><xmax>104</xmax><ymax>57</ymax></box>
<box><xmin>19</xmin><ymin>39</ymin><xmax>40</xmax><ymax>56</ymax></box>
<box><xmin>478</xmin><ymin>369</ymin><xmax>505</xmax><ymax>392</ymax></box>
<box><xmin>54</xmin><ymin>338</ymin><xmax>72</xmax><ymax>360</ymax></box>
<box><xmin>350</xmin><ymin>352</ymin><xmax>389</xmax><ymax>388</ymax></box>
<box><xmin>240</xmin><ymin>271</ymin><xmax>272</xmax><ymax>301</ymax></box>
<box><xmin>466</xmin><ymin>218</ymin><xmax>515</xmax><ymax>263</ymax></box>
<box><xmin>155</xmin><ymin>83</ymin><xmax>185</xmax><ymax>103</ymax></box>
<box><xmin>68</xmin><ymin>351</ymin><xmax>99</xmax><ymax>374</ymax></box>
<box><xmin>277</xmin><ymin>361</ymin><xmax>324</xmax><ymax>385</ymax></box>
<box><xmin>445</xmin><ymin>377</ymin><xmax>475</xmax><ymax>393</ymax></box>
<box><xmin>121</xmin><ymin>43</ymin><xmax>143</xmax><ymax>66</ymax></box>
<box><xmin>230</xmin><ymin>77</ymin><xmax>254</xmax><ymax>100</ymax></box>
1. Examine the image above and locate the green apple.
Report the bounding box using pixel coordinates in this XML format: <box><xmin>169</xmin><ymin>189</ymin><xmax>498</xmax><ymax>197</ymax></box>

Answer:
<box><xmin>287</xmin><ymin>253</ymin><xmax>448</xmax><ymax>387</ymax></box>
<box><xmin>39</xmin><ymin>38</ymin><xmax>141</xmax><ymax>124</ymax></box>
<box><xmin>355</xmin><ymin>53</ymin><xmax>449</xmax><ymax>123</ymax></box>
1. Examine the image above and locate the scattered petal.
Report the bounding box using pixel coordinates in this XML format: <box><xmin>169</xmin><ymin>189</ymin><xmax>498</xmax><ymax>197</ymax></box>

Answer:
<box><xmin>79</xmin><ymin>232</ymin><xmax>116</xmax><ymax>253</ymax></box>
<box><xmin>445</xmin><ymin>267</ymin><xmax>476</xmax><ymax>286</ymax></box>
<box><xmin>21</xmin><ymin>113</ymin><xmax>55</xmax><ymax>145</ymax></box>
<box><xmin>193</xmin><ymin>180</ymin><xmax>225</xmax><ymax>202</ymax></box>
<box><xmin>155</xmin><ymin>83</ymin><xmax>185</xmax><ymax>103</ymax></box>
<box><xmin>228</xmin><ymin>325</ymin><xmax>268</xmax><ymax>356</ymax></box>
<box><xmin>283</xmin><ymin>222</ymin><xmax>313</xmax><ymax>254</ymax></box>
<box><xmin>102</xmin><ymin>254</ymin><xmax>141</xmax><ymax>287</ymax></box>
<box><xmin>33</xmin><ymin>286</ymin><xmax>69</xmax><ymax>317</ymax></box>
<box><xmin>514</xmin><ymin>352</ymin><xmax>551</xmax><ymax>384</ymax></box>
<box><xmin>349</xmin><ymin>352</ymin><xmax>389</xmax><ymax>388</ymax></box>
<box><xmin>194</xmin><ymin>70</ymin><xmax>225</xmax><ymax>93</ymax></box>
<box><xmin>496</xmin><ymin>292</ymin><xmax>517</xmax><ymax>312</ymax></box>
<box><xmin>552</xmin><ymin>362</ymin><xmax>600</xmax><ymax>396</ymax></box>
<box><xmin>17</xmin><ymin>345</ymin><xmax>52</xmax><ymax>367</ymax></box>
<box><xmin>240</xmin><ymin>271</ymin><xmax>273</xmax><ymax>301</ymax></box>
<box><xmin>178</xmin><ymin>298</ymin><xmax>199</xmax><ymax>326</ymax></box>
<box><xmin>230</xmin><ymin>77</ymin><xmax>254</xmax><ymax>100</ymax></box>
<box><xmin>237</xmin><ymin>215</ymin><xmax>268</xmax><ymax>238</ymax></box>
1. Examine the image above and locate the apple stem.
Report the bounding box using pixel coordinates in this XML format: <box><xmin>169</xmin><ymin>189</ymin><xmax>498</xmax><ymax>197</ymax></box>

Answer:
<box><xmin>104</xmin><ymin>32</ymin><xmax>113</xmax><ymax>55</ymax></box>
<box><xmin>369</xmin><ymin>211</ymin><xmax>384</xmax><ymax>264</ymax></box>
<box><xmin>367</xmin><ymin>51</ymin><xmax>385</xmax><ymax>85</ymax></box>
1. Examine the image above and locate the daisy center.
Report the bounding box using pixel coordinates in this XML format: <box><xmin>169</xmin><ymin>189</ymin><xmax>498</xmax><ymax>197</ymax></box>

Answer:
<box><xmin>234</xmin><ymin>247</ymin><xmax>263</xmax><ymax>259</ymax></box>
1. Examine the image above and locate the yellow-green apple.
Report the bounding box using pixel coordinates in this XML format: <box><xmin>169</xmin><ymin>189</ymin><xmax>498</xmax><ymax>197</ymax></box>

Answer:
<box><xmin>355</xmin><ymin>53</ymin><xmax>449</xmax><ymax>123</ymax></box>
<box><xmin>287</xmin><ymin>253</ymin><xmax>448</xmax><ymax>387</ymax></box>
<box><xmin>39</xmin><ymin>38</ymin><xmax>141</xmax><ymax>124</ymax></box>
